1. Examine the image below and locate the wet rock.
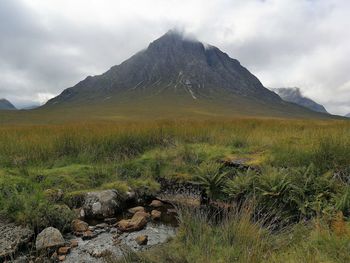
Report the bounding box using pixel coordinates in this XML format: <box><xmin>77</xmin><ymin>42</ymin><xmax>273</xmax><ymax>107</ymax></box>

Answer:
<box><xmin>0</xmin><ymin>218</ymin><xmax>34</xmax><ymax>259</ymax></box>
<box><xmin>51</xmin><ymin>252</ymin><xmax>58</xmax><ymax>261</ymax></box>
<box><xmin>82</xmin><ymin>230</ymin><xmax>96</xmax><ymax>240</ymax></box>
<box><xmin>95</xmin><ymin>223</ymin><xmax>108</xmax><ymax>229</ymax></box>
<box><xmin>104</xmin><ymin>217</ymin><xmax>117</xmax><ymax>225</ymax></box>
<box><xmin>150</xmin><ymin>200</ymin><xmax>163</xmax><ymax>208</ymax></box>
<box><xmin>151</xmin><ymin>210</ymin><xmax>161</xmax><ymax>220</ymax></box>
<box><xmin>135</xmin><ymin>235</ymin><xmax>148</xmax><ymax>245</ymax></box>
<box><xmin>36</xmin><ymin>227</ymin><xmax>65</xmax><ymax>251</ymax></box>
<box><xmin>70</xmin><ymin>240</ymin><xmax>78</xmax><ymax>248</ymax></box>
<box><xmin>116</xmin><ymin>211</ymin><xmax>150</xmax><ymax>232</ymax></box>
<box><xmin>167</xmin><ymin>208</ymin><xmax>177</xmax><ymax>215</ymax></box>
<box><xmin>82</xmin><ymin>190</ymin><xmax>121</xmax><ymax>219</ymax></box>
<box><xmin>58</xmin><ymin>246</ymin><xmax>70</xmax><ymax>255</ymax></box>
<box><xmin>71</xmin><ymin>219</ymin><xmax>89</xmax><ymax>233</ymax></box>
<box><xmin>128</xmin><ymin>206</ymin><xmax>145</xmax><ymax>214</ymax></box>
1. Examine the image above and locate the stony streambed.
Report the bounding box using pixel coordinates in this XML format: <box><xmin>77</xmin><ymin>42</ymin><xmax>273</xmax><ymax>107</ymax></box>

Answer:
<box><xmin>64</xmin><ymin>202</ymin><xmax>178</xmax><ymax>262</ymax></box>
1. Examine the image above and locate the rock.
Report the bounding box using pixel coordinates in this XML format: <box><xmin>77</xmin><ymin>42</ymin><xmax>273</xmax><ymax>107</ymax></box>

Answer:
<box><xmin>58</xmin><ymin>246</ymin><xmax>70</xmax><ymax>255</ymax></box>
<box><xmin>0</xmin><ymin>218</ymin><xmax>34</xmax><ymax>259</ymax></box>
<box><xmin>71</xmin><ymin>219</ymin><xmax>89</xmax><ymax>233</ymax></box>
<box><xmin>135</xmin><ymin>235</ymin><xmax>148</xmax><ymax>245</ymax></box>
<box><xmin>82</xmin><ymin>190</ymin><xmax>121</xmax><ymax>219</ymax></box>
<box><xmin>58</xmin><ymin>255</ymin><xmax>66</xmax><ymax>261</ymax></box>
<box><xmin>128</xmin><ymin>206</ymin><xmax>145</xmax><ymax>214</ymax></box>
<box><xmin>104</xmin><ymin>217</ymin><xmax>117</xmax><ymax>225</ymax></box>
<box><xmin>95</xmin><ymin>223</ymin><xmax>108</xmax><ymax>229</ymax></box>
<box><xmin>150</xmin><ymin>200</ymin><xmax>163</xmax><ymax>208</ymax></box>
<box><xmin>82</xmin><ymin>230</ymin><xmax>96</xmax><ymax>240</ymax></box>
<box><xmin>151</xmin><ymin>210</ymin><xmax>161</xmax><ymax>220</ymax></box>
<box><xmin>167</xmin><ymin>208</ymin><xmax>177</xmax><ymax>215</ymax></box>
<box><xmin>125</xmin><ymin>190</ymin><xmax>136</xmax><ymax>202</ymax></box>
<box><xmin>116</xmin><ymin>211</ymin><xmax>150</xmax><ymax>232</ymax></box>
<box><xmin>70</xmin><ymin>240</ymin><xmax>78</xmax><ymax>248</ymax></box>
<box><xmin>35</xmin><ymin>227</ymin><xmax>65</xmax><ymax>251</ymax></box>
<box><xmin>51</xmin><ymin>252</ymin><xmax>58</xmax><ymax>261</ymax></box>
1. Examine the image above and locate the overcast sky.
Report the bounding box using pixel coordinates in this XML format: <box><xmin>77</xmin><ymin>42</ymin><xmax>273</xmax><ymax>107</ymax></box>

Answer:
<box><xmin>0</xmin><ymin>0</ymin><xmax>349</xmax><ymax>114</ymax></box>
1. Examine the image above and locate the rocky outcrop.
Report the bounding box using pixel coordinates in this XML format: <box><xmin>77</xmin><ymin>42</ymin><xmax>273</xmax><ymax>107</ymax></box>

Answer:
<box><xmin>116</xmin><ymin>211</ymin><xmax>150</xmax><ymax>232</ymax></box>
<box><xmin>36</xmin><ymin>227</ymin><xmax>65</xmax><ymax>251</ymax></box>
<box><xmin>82</xmin><ymin>190</ymin><xmax>122</xmax><ymax>219</ymax></box>
<box><xmin>0</xmin><ymin>218</ymin><xmax>34</xmax><ymax>259</ymax></box>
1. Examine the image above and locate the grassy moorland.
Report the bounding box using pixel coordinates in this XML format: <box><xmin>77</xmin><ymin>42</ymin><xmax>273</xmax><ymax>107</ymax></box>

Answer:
<box><xmin>1</xmin><ymin>118</ymin><xmax>350</xmax><ymax>262</ymax></box>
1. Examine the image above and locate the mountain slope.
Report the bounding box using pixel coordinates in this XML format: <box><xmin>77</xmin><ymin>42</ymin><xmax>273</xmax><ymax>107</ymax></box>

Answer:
<box><xmin>0</xmin><ymin>99</ymin><xmax>16</xmax><ymax>110</ymax></box>
<box><xmin>40</xmin><ymin>30</ymin><xmax>329</xmax><ymax>120</ymax></box>
<box><xmin>273</xmin><ymin>88</ymin><xmax>328</xmax><ymax>114</ymax></box>
<box><xmin>345</xmin><ymin>113</ymin><xmax>350</xmax><ymax>118</ymax></box>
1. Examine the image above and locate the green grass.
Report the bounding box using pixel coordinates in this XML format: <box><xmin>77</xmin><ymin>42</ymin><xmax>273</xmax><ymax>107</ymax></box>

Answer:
<box><xmin>0</xmin><ymin>118</ymin><xmax>349</xmax><ymax>261</ymax></box>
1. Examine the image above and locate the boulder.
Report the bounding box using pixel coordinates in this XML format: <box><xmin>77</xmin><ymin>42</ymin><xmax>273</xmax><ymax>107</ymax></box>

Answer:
<box><xmin>81</xmin><ymin>190</ymin><xmax>121</xmax><ymax>219</ymax></box>
<box><xmin>150</xmin><ymin>200</ymin><xmax>163</xmax><ymax>208</ymax></box>
<box><xmin>151</xmin><ymin>210</ymin><xmax>161</xmax><ymax>220</ymax></box>
<box><xmin>128</xmin><ymin>206</ymin><xmax>145</xmax><ymax>214</ymax></box>
<box><xmin>116</xmin><ymin>211</ymin><xmax>150</xmax><ymax>232</ymax></box>
<box><xmin>71</xmin><ymin>219</ymin><xmax>89</xmax><ymax>233</ymax></box>
<box><xmin>135</xmin><ymin>235</ymin><xmax>148</xmax><ymax>245</ymax></box>
<box><xmin>36</xmin><ymin>227</ymin><xmax>65</xmax><ymax>251</ymax></box>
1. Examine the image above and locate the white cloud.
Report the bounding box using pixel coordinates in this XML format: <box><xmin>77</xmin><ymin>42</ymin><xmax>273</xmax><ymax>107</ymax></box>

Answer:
<box><xmin>0</xmin><ymin>0</ymin><xmax>349</xmax><ymax>114</ymax></box>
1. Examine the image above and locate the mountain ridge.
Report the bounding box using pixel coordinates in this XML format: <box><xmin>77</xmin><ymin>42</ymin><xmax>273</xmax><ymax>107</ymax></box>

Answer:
<box><xmin>273</xmin><ymin>87</ymin><xmax>328</xmax><ymax>114</ymax></box>
<box><xmin>0</xmin><ymin>98</ymin><xmax>17</xmax><ymax>110</ymax></box>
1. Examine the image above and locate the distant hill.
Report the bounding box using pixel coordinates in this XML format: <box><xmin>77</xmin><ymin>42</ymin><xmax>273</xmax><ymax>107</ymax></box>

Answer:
<box><xmin>345</xmin><ymin>113</ymin><xmax>350</xmax><ymax>118</ymax></box>
<box><xmin>0</xmin><ymin>99</ymin><xmax>16</xmax><ymax>110</ymax></box>
<box><xmin>37</xmin><ymin>30</ymin><xmax>330</xmax><ymax>120</ymax></box>
<box><xmin>273</xmin><ymin>88</ymin><xmax>328</xmax><ymax>114</ymax></box>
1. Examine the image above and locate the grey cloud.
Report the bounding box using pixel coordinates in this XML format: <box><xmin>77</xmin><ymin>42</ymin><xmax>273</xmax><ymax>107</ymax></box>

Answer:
<box><xmin>0</xmin><ymin>0</ymin><xmax>349</xmax><ymax>115</ymax></box>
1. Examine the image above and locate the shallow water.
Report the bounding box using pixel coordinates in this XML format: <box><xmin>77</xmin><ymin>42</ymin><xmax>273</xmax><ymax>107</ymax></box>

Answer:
<box><xmin>65</xmin><ymin>222</ymin><xmax>177</xmax><ymax>262</ymax></box>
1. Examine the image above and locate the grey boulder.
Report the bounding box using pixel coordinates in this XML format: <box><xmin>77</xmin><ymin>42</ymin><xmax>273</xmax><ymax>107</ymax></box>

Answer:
<box><xmin>82</xmin><ymin>190</ymin><xmax>122</xmax><ymax>219</ymax></box>
<box><xmin>36</xmin><ymin>227</ymin><xmax>65</xmax><ymax>251</ymax></box>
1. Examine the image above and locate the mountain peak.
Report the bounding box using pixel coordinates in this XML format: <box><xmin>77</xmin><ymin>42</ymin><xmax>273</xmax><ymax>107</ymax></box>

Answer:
<box><xmin>44</xmin><ymin>30</ymin><xmax>330</xmax><ymax>119</ymax></box>
<box><xmin>0</xmin><ymin>98</ymin><xmax>17</xmax><ymax>110</ymax></box>
<box><xmin>273</xmin><ymin>87</ymin><xmax>328</xmax><ymax>114</ymax></box>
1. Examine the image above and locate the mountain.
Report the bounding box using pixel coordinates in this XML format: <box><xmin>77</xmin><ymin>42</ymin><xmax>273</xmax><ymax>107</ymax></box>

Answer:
<box><xmin>42</xmin><ymin>30</ymin><xmax>329</xmax><ymax>120</ymax></box>
<box><xmin>345</xmin><ymin>113</ymin><xmax>350</xmax><ymax>118</ymax></box>
<box><xmin>273</xmin><ymin>88</ymin><xmax>328</xmax><ymax>114</ymax></box>
<box><xmin>0</xmin><ymin>99</ymin><xmax>16</xmax><ymax>110</ymax></box>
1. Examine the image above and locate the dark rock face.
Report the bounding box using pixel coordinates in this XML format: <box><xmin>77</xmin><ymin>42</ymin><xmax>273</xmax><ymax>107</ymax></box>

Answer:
<box><xmin>273</xmin><ymin>87</ymin><xmax>328</xmax><ymax>114</ymax></box>
<box><xmin>0</xmin><ymin>98</ymin><xmax>16</xmax><ymax>110</ymax></box>
<box><xmin>45</xmin><ymin>30</ymin><xmax>281</xmax><ymax>106</ymax></box>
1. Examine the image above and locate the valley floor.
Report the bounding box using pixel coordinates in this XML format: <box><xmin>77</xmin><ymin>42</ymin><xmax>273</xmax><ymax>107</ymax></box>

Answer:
<box><xmin>0</xmin><ymin>118</ymin><xmax>350</xmax><ymax>262</ymax></box>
